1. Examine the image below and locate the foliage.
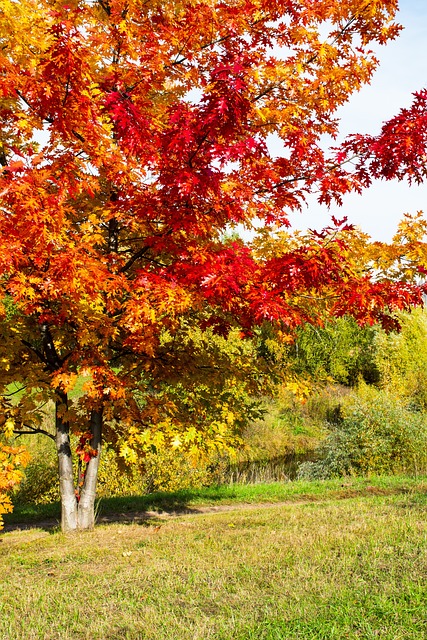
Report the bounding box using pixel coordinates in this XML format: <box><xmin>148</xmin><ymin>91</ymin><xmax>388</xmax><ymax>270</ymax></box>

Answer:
<box><xmin>222</xmin><ymin>384</ymin><xmax>353</xmax><ymax>483</ymax></box>
<box><xmin>16</xmin><ymin>306</ymin><xmax>427</xmax><ymax>500</ymax></box>
<box><xmin>298</xmin><ymin>384</ymin><xmax>427</xmax><ymax>480</ymax></box>
<box><xmin>374</xmin><ymin>307</ymin><xmax>427</xmax><ymax>409</ymax></box>
<box><xmin>289</xmin><ymin>317</ymin><xmax>380</xmax><ymax>386</ymax></box>
<box><xmin>338</xmin><ymin>90</ymin><xmax>427</xmax><ymax>187</ymax></box>
<box><xmin>11</xmin><ymin>434</ymin><xmax>58</xmax><ymax>506</ymax></box>
<box><xmin>238</xmin><ymin>393</ymin><xmax>324</xmax><ymax>459</ymax></box>
<box><xmin>0</xmin><ymin>442</ymin><xmax>29</xmax><ymax>530</ymax></box>
<box><xmin>14</xmin><ymin>433</ymin><xmax>225</xmax><ymax>503</ymax></box>
<box><xmin>141</xmin><ymin>450</ymin><xmax>225</xmax><ymax>494</ymax></box>
<box><xmin>365</xmin><ymin>212</ymin><xmax>427</xmax><ymax>284</ymax></box>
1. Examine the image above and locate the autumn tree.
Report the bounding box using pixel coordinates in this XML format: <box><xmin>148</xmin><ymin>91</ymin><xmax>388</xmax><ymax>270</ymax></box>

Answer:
<box><xmin>0</xmin><ymin>0</ymin><xmax>424</xmax><ymax>531</ymax></box>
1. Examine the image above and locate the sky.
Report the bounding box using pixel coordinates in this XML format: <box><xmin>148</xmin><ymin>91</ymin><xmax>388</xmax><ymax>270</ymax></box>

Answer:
<box><xmin>286</xmin><ymin>0</ymin><xmax>427</xmax><ymax>242</ymax></box>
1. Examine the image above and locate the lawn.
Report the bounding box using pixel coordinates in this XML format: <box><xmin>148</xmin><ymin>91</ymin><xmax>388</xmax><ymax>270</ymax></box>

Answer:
<box><xmin>1</xmin><ymin>477</ymin><xmax>427</xmax><ymax>639</ymax></box>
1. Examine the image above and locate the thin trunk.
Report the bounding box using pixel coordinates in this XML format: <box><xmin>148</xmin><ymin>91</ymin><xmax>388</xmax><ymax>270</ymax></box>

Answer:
<box><xmin>55</xmin><ymin>391</ymin><xmax>78</xmax><ymax>533</ymax></box>
<box><xmin>77</xmin><ymin>408</ymin><xmax>103</xmax><ymax>530</ymax></box>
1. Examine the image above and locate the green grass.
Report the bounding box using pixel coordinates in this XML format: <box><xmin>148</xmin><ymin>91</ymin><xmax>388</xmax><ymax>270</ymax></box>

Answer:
<box><xmin>5</xmin><ymin>474</ymin><xmax>426</xmax><ymax>525</ymax></box>
<box><xmin>2</xmin><ymin>477</ymin><xmax>427</xmax><ymax>638</ymax></box>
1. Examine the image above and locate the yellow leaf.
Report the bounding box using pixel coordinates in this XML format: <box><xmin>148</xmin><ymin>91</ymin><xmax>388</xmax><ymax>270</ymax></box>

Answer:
<box><xmin>4</xmin><ymin>418</ymin><xmax>14</xmax><ymax>439</ymax></box>
<box><xmin>171</xmin><ymin>436</ymin><xmax>182</xmax><ymax>449</ymax></box>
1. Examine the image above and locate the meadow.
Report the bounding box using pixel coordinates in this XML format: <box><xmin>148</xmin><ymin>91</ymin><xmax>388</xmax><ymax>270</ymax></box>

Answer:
<box><xmin>2</xmin><ymin>476</ymin><xmax>427</xmax><ymax>640</ymax></box>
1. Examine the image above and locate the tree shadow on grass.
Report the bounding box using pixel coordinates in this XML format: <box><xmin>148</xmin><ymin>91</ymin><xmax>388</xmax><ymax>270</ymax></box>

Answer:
<box><xmin>2</xmin><ymin>486</ymin><xmax>228</xmax><ymax>533</ymax></box>
<box><xmin>2</xmin><ymin>510</ymin><xmax>167</xmax><ymax>533</ymax></box>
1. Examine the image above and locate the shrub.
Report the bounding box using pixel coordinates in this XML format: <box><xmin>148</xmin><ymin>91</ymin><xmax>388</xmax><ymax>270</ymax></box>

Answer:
<box><xmin>141</xmin><ymin>449</ymin><xmax>226</xmax><ymax>493</ymax></box>
<box><xmin>298</xmin><ymin>385</ymin><xmax>427</xmax><ymax>480</ymax></box>
<box><xmin>13</xmin><ymin>435</ymin><xmax>59</xmax><ymax>505</ymax></box>
<box><xmin>289</xmin><ymin>317</ymin><xmax>380</xmax><ymax>386</ymax></box>
<box><xmin>14</xmin><ymin>434</ymin><xmax>224</xmax><ymax>504</ymax></box>
<box><xmin>374</xmin><ymin>308</ymin><xmax>427</xmax><ymax>409</ymax></box>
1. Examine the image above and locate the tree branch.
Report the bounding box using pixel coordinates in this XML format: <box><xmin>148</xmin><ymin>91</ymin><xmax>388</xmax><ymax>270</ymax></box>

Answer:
<box><xmin>0</xmin><ymin>385</ymin><xmax>27</xmax><ymax>397</ymax></box>
<box><xmin>14</xmin><ymin>425</ymin><xmax>55</xmax><ymax>441</ymax></box>
<box><xmin>15</xmin><ymin>89</ymin><xmax>53</xmax><ymax>124</ymax></box>
<box><xmin>21</xmin><ymin>339</ymin><xmax>46</xmax><ymax>364</ymax></box>
<box><xmin>97</xmin><ymin>0</ymin><xmax>111</xmax><ymax>16</ymax></box>
<box><xmin>118</xmin><ymin>246</ymin><xmax>150</xmax><ymax>273</ymax></box>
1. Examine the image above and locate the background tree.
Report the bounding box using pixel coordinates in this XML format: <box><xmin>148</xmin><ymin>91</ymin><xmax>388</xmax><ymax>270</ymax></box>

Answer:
<box><xmin>0</xmin><ymin>0</ymin><xmax>424</xmax><ymax>531</ymax></box>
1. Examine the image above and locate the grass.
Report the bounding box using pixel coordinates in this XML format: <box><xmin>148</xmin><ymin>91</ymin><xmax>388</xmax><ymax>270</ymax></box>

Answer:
<box><xmin>5</xmin><ymin>473</ymin><xmax>427</xmax><ymax>525</ymax></box>
<box><xmin>2</xmin><ymin>477</ymin><xmax>427</xmax><ymax>638</ymax></box>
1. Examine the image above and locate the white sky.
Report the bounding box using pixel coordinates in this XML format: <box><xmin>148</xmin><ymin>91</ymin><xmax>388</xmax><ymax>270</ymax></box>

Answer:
<box><xmin>286</xmin><ymin>0</ymin><xmax>427</xmax><ymax>242</ymax></box>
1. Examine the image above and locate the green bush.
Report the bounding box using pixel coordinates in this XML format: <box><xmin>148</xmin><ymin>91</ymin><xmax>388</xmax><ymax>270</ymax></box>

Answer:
<box><xmin>13</xmin><ymin>435</ymin><xmax>59</xmax><ymax>505</ymax></box>
<box><xmin>298</xmin><ymin>385</ymin><xmax>427</xmax><ymax>480</ymax></box>
<box><xmin>141</xmin><ymin>449</ymin><xmax>228</xmax><ymax>493</ymax></box>
<box><xmin>289</xmin><ymin>317</ymin><xmax>380</xmax><ymax>386</ymax></box>
<box><xmin>375</xmin><ymin>308</ymin><xmax>427</xmax><ymax>409</ymax></box>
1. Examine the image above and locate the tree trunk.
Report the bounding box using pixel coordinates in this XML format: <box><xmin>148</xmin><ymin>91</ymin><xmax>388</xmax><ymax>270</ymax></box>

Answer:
<box><xmin>77</xmin><ymin>408</ymin><xmax>103</xmax><ymax>530</ymax></box>
<box><xmin>55</xmin><ymin>391</ymin><xmax>78</xmax><ymax>533</ymax></box>
<box><xmin>56</xmin><ymin>396</ymin><xmax>103</xmax><ymax>533</ymax></box>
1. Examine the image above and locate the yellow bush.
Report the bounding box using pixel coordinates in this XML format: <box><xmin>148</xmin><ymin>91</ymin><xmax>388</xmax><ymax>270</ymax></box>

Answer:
<box><xmin>0</xmin><ymin>444</ymin><xmax>29</xmax><ymax>530</ymax></box>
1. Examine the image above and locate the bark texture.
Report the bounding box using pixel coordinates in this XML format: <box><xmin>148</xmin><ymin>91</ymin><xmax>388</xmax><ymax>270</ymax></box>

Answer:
<box><xmin>77</xmin><ymin>408</ymin><xmax>103</xmax><ymax>530</ymax></box>
<box><xmin>55</xmin><ymin>392</ymin><xmax>78</xmax><ymax>533</ymax></box>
